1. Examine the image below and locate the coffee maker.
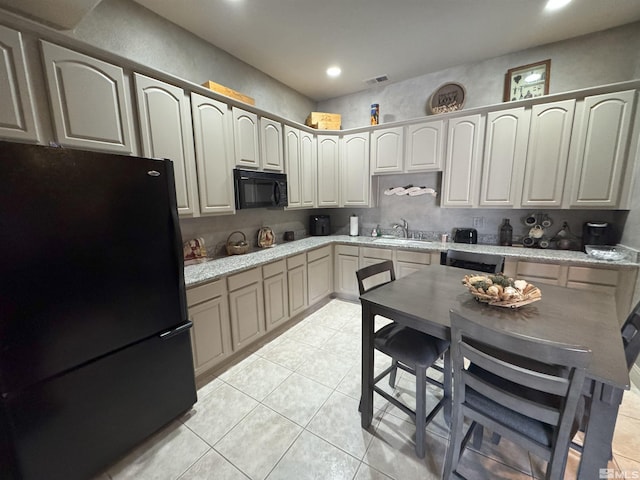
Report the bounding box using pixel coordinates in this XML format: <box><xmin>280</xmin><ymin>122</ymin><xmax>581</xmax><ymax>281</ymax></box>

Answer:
<box><xmin>582</xmin><ymin>221</ymin><xmax>614</xmax><ymax>250</ymax></box>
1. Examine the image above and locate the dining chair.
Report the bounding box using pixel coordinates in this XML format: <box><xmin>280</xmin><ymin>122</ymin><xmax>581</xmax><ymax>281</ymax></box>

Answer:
<box><xmin>442</xmin><ymin>249</ymin><xmax>505</xmax><ymax>274</ymax></box>
<box><xmin>443</xmin><ymin>309</ymin><xmax>591</xmax><ymax>480</ymax></box>
<box><xmin>356</xmin><ymin>260</ymin><xmax>451</xmax><ymax>458</ymax></box>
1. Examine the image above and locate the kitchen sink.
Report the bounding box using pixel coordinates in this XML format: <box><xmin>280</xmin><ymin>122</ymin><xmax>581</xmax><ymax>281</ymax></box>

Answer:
<box><xmin>372</xmin><ymin>237</ymin><xmax>422</xmax><ymax>245</ymax></box>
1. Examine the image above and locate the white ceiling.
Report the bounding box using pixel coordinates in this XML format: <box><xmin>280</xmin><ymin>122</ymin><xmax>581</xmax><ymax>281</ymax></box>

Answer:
<box><xmin>4</xmin><ymin>0</ymin><xmax>640</xmax><ymax>101</ymax></box>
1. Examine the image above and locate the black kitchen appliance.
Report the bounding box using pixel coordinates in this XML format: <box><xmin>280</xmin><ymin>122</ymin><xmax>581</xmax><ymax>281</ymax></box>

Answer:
<box><xmin>582</xmin><ymin>221</ymin><xmax>614</xmax><ymax>250</ymax></box>
<box><xmin>453</xmin><ymin>228</ymin><xmax>478</xmax><ymax>244</ymax></box>
<box><xmin>310</xmin><ymin>215</ymin><xmax>331</xmax><ymax>236</ymax></box>
<box><xmin>0</xmin><ymin>141</ymin><xmax>197</xmax><ymax>480</ymax></box>
<box><xmin>234</xmin><ymin>168</ymin><xmax>288</xmax><ymax>209</ymax></box>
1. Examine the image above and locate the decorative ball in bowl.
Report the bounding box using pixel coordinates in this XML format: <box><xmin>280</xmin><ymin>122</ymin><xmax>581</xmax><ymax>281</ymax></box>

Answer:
<box><xmin>462</xmin><ymin>274</ymin><xmax>541</xmax><ymax>308</ymax></box>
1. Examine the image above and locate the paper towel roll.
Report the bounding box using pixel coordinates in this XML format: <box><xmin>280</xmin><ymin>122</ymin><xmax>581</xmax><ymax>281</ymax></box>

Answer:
<box><xmin>349</xmin><ymin>215</ymin><xmax>358</xmax><ymax>236</ymax></box>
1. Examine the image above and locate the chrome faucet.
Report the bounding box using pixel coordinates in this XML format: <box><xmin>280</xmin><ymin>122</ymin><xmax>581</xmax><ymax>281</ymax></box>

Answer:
<box><xmin>392</xmin><ymin>218</ymin><xmax>409</xmax><ymax>238</ymax></box>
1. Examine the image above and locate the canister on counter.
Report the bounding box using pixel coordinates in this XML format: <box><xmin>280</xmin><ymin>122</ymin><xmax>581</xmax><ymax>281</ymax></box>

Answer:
<box><xmin>371</xmin><ymin>104</ymin><xmax>379</xmax><ymax>125</ymax></box>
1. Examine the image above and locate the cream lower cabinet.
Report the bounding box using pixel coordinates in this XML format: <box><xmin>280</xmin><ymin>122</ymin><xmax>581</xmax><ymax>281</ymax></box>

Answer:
<box><xmin>307</xmin><ymin>246</ymin><xmax>333</xmax><ymax>305</ymax></box>
<box><xmin>263</xmin><ymin>260</ymin><xmax>289</xmax><ymax>331</ymax></box>
<box><xmin>334</xmin><ymin>245</ymin><xmax>360</xmax><ymax>298</ymax></box>
<box><xmin>0</xmin><ymin>25</ymin><xmax>39</xmax><ymax>142</ymax></box>
<box><xmin>287</xmin><ymin>254</ymin><xmax>308</xmax><ymax>317</ymax></box>
<box><xmin>227</xmin><ymin>268</ymin><xmax>265</xmax><ymax>349</ymax></box>
<box><xmin>360</xmin><ymin>247</ymin><xmax>393</xmax><ymax>268</ymax></box>
<box><xmin>512</xmin><ymin>260</ymin><xmax>637</xmax><ymax>324</ymax></box>
<box><xmin>396</xmin><ymin>250</ymin><xmax>432</xmax><ymax>278</ymax></box>
<box><xmin>186</xmin><ymin>280</ymin><xmax>232</xmax><ymax>377</ymax></box>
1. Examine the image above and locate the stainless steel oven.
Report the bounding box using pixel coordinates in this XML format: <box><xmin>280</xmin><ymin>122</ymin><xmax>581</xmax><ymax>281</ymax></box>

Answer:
<box><xmin>233</xmin><ymin>169</ymin><xmax>288</xmax><ymax>209</ymax></box>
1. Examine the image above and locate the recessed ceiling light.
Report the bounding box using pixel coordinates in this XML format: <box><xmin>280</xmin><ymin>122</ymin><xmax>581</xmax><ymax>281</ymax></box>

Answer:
<box><xmin>326</xmin><ymin>66</ymin><xmax>341</xmax><ymax>78</ymax></box>
<box><xmin>545</xmin><ymin>0</ymin><xmax>571</xmax><ymax>11</ymax></box>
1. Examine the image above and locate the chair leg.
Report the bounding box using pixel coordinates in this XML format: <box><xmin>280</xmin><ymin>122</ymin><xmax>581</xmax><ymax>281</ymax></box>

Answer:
<box><xmin>443</xmin><ymin>400</ymin><xmax>465</xmax><ymax>479</ymax></box>
<box><xmin>415</xmin><ymin>366</ymin><xmax>427</xmax><ymax>459</ymax></box>
<box><xmin>472</xmin><ymin>425</ymin><xmax>484</xmax><ymax>449</ymax></box>
<box><xmin>389</xmin><ymin>358</ymin><xmax>399</xmax><ymax>389</ymax></box>
<box><xmin>442</xmin><ymin>349</ymin><xmax>453</xmax><ymax>425</ymax></box>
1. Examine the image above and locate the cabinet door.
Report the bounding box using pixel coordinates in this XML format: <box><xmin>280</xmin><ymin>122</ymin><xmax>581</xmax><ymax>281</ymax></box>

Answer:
<box><xmin>521</xmin><ymin>99</ymin><xmax>575</xmax><ymax>207</ymax></box>
<box><xmin>284</xmin><ymin>126</ymin><xmax>302</xmax><ymax>208</ymax></box>
<box><xmin>479</xmin><ymin>107</ymin><xmax>530</xmax><ymax>207</ymax></box>
<box><xmin>567</xmin><ymin>90</ymin><xmax>635</xmax><ymax>208</ymax></box>
<box><xmin>341</xmin><ymin>132</ymin><xmax>370</xmax><ymax>206</ymax></box>
<box><xmin>288</xmin><ymin>264</ymin><xmax>308</xmax><ymax>317</ymax></box>
<box><xmin>232</xmin><ymin>107</ymin><xmax>260</xmax><ymax>168</ymax></box>
<box><xmin>40</xmin><ymin>41</ymin><xmax>134</xmax><ymax>154</ymax></box>
<box><xmin>261</xmin><ymin>117</ymin><xmax>284</xmax><ymax>171</ymax></box>
<box><xmin>442</xmin><ymin>114</ymin><xmax>484</xmax><ymax>207</ymax></box>
<box><xmin>300</xmin><ymin>130</ymin><xmax>317</xmax><ymax>208</ymax></box>
<box><xmin>371</xmin><ymin>127</ymin><xmax>403</xmax><ymax>174</ymax></box>
<box><xmin>189</xmin><ymin>295</ymin><xmax>232</xmax><ymax>376</ymax></box>
<box><xmin>317</xmin><ymin>134</ymin><xmax>340</xmax><ymax>207</ymax></box>
<box><xmin>264</xmin><ymin>272</ymin><xmax>289</xmax><ymax>331</ymax></box>
<box><xmin>0</xmin><ymin>25</ymin><xmax>39</xmax><ymax>142</ymax></box>
<box><xmin>405</xmin><ymin>119</ymin><xmax>444</xmax><ymax>172</ymax></box>
<box><xmin>308</xmin><ymin>256</ymin><xmax>332</xmax><ymax>305</ymax></box>
<box><xmin>134</xmin><ymin>74</ymin><xmax>198</xmax><ymax>216</ymax></box>
<box><xmin>228</xmin><ymin>281</ymin><xmax>265</xmax><ymax>349</ymax></box>
<box><xmin>335</xmin><ymin>254</ymin><xmax>359</xmax><ymax>297</ymax></box>
<box><xmin>191</xmin><ymin>93</ymin><xmax>236</xmax><ymax>215</ymax></box>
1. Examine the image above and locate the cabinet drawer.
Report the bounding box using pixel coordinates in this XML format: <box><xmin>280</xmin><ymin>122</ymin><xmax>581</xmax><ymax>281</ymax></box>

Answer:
<box><xmin>307</xmin><ymin>245</ymin><xmax>332</xmax><ymax>263</ymax></box>
<box><xmin>516</xmin><ymin>261</ymin><xmax>562</xmax><ymax>279</ymax></box>
<box><xmin>335</xmin><ymin>244</ymin><xmax>359</xmax><ymax>256</ymax></box>
<box><xmin>287</xmin><ymin>253</ymin><xmax>306</xmax><ymax>269</ymax></box>
<box><xmin>396</xmin><ymin>250</ymin><xmax>431</xmax><ymax>264</ymax></box>
<box><xmin>567</xmin><ymin>266</ymin><xmax>618</xmax><ymax>286</ymax></box>
<box><xmin>227</xmin><ymin>267</ymin><xmax>261</xmax><ymax>291</ymax></box>
<box><xmin>360</xmin><ymin>247</ymin><xmax>393</xmax><ymax>260</ymax></box>
<box><xmin>263</xmin><ymin>259</ymin><xmax>286</xmax><ymax>278</ymax></box>
<box><xmin>187</xmin><ymin>279</ymin><xmax>225</xmax><ymax>307</ymax></box>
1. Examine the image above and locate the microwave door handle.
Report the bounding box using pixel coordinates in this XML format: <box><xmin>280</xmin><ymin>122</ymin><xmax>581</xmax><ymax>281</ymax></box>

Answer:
<box><xmin>273</xmin><ymin>182</ymin><xmax>280</xmax><ymax>205</ymax></box>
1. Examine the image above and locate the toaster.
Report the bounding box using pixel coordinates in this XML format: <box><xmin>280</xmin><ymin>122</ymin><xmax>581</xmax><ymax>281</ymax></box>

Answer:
<box><xmin>453</xmin><ymin>228</ymin><xmax>478</xmax><ymax>244</ymax></box>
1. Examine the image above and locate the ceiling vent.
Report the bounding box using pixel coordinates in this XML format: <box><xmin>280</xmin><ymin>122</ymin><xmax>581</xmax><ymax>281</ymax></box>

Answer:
<box><xmin>364</xmin><ymin>75</ymin><xmax>390</xmax><ymax>86</ymax></box>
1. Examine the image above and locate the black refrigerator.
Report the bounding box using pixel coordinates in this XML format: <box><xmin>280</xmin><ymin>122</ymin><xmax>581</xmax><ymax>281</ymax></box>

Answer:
<box><xmin>0</xmin><ymin>141</ymin><xmax>197</xmax><ymax>480</ymax></box>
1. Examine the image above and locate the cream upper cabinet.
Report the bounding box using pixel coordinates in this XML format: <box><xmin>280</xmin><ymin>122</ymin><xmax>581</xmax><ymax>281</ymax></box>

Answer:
<box><xmin>479</xmin><ymin>107</ymin><xmax>530</xmax><ymax>207</ymax></box>
<box><xmin>441</xmin><ymin>114</ymin><xmax>485</xmax><ymax>207</ymax></box>
<box><xmin>566</xmin><ymin>90</ymin><xmax>636</xmax><ymax>208</ymax></box>
<box><xmin>40</xmin><ymin>41</ymin><xmax>134</xmax><ymax>154</ymax></box>
<box><xmin>260</xmin><ymin>117</ymin><xmax>284</xmax><ymax>171</ymax></box>
<box><xmin>317</xmin><ymin>134</ymin><xmax>340</xmax><ymax>207</ymax></box>
<box><xmin>0</xmin><ymin>25</ymin><xmax>39</xmax><ymax>142</ymax></box>
<box><xmin>134</xmin><ymin>74</ymin><xmax>198</xmax><ymax>216</ymax></box>
<box><xmin>232</xmin><ymin>106</ymin><xmax>260</xmax><ymax>168</ymax></box>
<box><xmin>190</xmin><ymin>92</ymin><xmax>236</xmax><ymax>215</ymax></box>
<box><xmin>521</xmin><ymin>99</ymin><xmax>576</xmax><ymax>208</ymax></box>
<box><xmin>341</xmin><ymin>131</ymin><xmax>370</xmax><ymax>206</ymax></box>
<box><xmin>284</xmin><ymin>126</ymin><xmax>316</xmax><ymax>208</ymax></box>
<box><xmin>284</xmin><ymin>126</ymin><xmax>302</xmax><ymax>208</ymax></box>
<box><xmin>405</xmin><ymin>119</ymin><xmax>445</xmax><ymax>172</ymax></box>
<box><xmin>371</xmin><ymin>126</ymin><xmax>403</xmax><ymax>174</ymax></box>
<box><xmin>300</xmin><ymin>130</ymin><xmax>317</xmax><ymax>208</ymax></box>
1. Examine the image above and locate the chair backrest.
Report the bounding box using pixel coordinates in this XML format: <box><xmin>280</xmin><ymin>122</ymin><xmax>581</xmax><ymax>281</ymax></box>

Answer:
<box><xmin>356</xmin><ymin>260</ymin><xmax>395</xmax><ymax>295</ymax></box>
<box><xmin>449</xmin><ymin>309</ymin><xmax>591</xmax><ymax>476</ymax></box>
<box><xmin>622</xmin><ymin>301</ymin><xmax>640</xmax><ymax>370</ymax></box>
<box><xmin>443</xmin><ymin>250</ymin><xmax>505</xmax><ymax>274</ymax></box>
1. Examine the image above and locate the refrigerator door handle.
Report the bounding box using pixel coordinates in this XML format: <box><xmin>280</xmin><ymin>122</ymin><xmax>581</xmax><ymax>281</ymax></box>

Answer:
<box><xmin>159</xmin><ymin>321</ymin><xmax>193</xmax><ymax>340</ymax></box>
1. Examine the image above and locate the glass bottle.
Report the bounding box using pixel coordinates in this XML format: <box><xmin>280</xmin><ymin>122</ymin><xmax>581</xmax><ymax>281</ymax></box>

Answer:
<box><xmin>499</xmin><ymin>218</ymin><xmax>513</xmax><ymax>246</ymax></box>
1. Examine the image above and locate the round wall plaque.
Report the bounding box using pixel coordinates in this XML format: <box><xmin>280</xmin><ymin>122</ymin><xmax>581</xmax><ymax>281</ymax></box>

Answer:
<box><xmin>428</xmin><ymin>82</ymin><xmax>466</xmax><ymax>115</ymax></box>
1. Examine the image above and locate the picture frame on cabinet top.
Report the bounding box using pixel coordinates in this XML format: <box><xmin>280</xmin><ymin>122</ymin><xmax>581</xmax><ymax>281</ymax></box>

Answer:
<box><xmin>504</xmin><ymin>59</ymin><xmax>550</xmax><ymax>102</ymax></box>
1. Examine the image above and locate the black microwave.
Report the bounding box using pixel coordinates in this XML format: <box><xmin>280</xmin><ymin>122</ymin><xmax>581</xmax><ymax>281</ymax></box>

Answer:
<box><xmin>233</xmin><ymin>169</ymin><xmax>288</xmax><ymax>209</ymax></box>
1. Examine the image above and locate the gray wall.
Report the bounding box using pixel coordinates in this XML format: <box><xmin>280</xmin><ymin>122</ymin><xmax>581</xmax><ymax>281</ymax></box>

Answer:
<box><xmin>68</xmin><ymin>0</ymin><xmax>316</xmax><ymax>124</ymax></box>
<box><xmin>317</xmin><ymin>21</ymin><xmax>640</xmax><ymax>129</ymax></box>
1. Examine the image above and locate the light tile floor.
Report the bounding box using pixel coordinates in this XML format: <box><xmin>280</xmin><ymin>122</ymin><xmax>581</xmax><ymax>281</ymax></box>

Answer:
<box><xmin>98</xmin><ymin>299</ymin><xmax>640</xmax><ymax>480</ymax></box>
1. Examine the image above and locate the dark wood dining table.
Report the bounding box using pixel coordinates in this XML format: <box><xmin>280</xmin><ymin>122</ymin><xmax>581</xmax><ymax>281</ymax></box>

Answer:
<box><xmin>360</xmin><ymin>265</ymin><xmax>630</xmax><ymax>479</ymax></box>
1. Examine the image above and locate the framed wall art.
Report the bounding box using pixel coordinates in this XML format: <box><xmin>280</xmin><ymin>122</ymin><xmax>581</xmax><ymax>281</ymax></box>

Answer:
<box><xmin>503</xmin><ymin>59</ymin><xmax>550</xmax><ymax>102</ymax></box>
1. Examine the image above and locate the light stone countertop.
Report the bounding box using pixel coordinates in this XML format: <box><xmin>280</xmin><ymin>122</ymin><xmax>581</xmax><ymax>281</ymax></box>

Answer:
<box><xmin>184</xmin><ymin>235</ymin><xmax>640</xmax><ymax>287</ymax></box>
